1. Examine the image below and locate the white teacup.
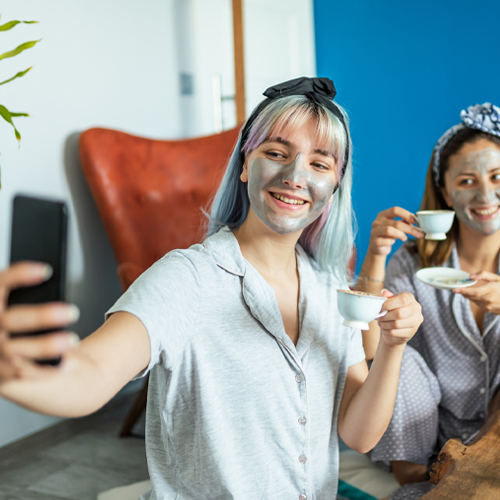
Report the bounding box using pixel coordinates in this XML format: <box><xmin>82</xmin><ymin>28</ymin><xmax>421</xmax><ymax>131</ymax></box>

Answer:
<box><xmin>337</xmin><ymin>289</ymin><xmax>387</xmax><ymax>331</ymax></box>
<box><xmin>415</xmin><ymin>210</ymin><xmax>455</xmax><ymax>240</ymax></box>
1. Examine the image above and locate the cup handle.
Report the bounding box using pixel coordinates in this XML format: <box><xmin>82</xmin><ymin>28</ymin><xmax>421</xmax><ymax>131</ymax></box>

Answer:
<box><xmin>375</xmin><ymin>310</ymin><xmax>388</xmax><ymax>320</ymax></box>
<box><xmin>412</xmin><ymin>213</ymin><xmax>421</xmax><ymax>229</ymax></box>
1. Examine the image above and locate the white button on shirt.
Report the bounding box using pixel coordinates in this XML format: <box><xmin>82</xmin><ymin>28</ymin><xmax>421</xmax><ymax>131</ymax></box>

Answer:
<box><xmin>480</xmin><ymin>387</ymin><xmax>486</xmax><ymax>394</ymax></box>
<box><xmin>108</xmin><ymin>227</ymin><xmax>365</xmax><ymax>500</ymax></box>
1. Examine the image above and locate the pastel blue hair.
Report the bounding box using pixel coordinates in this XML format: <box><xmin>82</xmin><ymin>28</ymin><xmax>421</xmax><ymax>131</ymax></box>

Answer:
<box><xmin>206</xmin><ymin>95</ymin><xmax>356</xmax><ymax>283</ymax></box>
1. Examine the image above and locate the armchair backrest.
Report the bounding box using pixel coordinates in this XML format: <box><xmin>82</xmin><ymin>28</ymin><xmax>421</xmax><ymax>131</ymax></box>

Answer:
<box><xmin>79</xmin><ymin>127</ymin><xmax>241</xmax><ymax>289</ymax></box>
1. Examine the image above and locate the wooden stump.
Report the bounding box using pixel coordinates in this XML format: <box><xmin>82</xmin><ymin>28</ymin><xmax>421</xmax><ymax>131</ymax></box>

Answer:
<box><xmin>421</xmin><ymin>390</ymin><xmax>500</xmax><ymax>499</ymax></box>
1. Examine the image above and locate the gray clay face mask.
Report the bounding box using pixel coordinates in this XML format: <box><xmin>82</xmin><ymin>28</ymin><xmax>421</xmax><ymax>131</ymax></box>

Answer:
<box><xmin>246</xmin><ymin>155</ymin><xmax>337</xmax><ymax>235</ymax></box>
<box><xmin>447</xmin><ymin>148</ymin><xmax>500</xmax><ymax>235</ymax></box>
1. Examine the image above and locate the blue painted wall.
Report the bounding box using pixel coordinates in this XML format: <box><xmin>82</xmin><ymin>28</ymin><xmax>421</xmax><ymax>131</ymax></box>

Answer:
<box><xmin>313</xmin><ymin>1</ymin><xmax>500</xmax><ymax>272</ymax></box>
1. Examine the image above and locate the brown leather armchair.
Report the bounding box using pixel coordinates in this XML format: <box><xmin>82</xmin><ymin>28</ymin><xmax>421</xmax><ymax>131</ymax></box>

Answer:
<box><xmin>79</xmin><ymin>126</ymin><xmax>241</xmax><ymax>436</ymax></box>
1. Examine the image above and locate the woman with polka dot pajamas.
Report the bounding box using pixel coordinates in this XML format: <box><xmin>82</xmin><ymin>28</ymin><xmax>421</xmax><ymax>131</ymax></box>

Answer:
<box><xmin>355</xmin><ymin>103</ymin><xmax>500</xmax><ymax>499</ymax></box>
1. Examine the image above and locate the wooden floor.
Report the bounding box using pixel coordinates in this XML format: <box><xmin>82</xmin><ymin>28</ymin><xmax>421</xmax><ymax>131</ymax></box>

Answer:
<box><xmin>0</xmin><ymin>390</ymin><xmax>148</xmax><ymax>500</ymax></box>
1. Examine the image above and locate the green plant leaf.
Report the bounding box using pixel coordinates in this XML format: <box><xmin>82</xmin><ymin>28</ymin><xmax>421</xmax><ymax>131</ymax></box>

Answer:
<box><xmin>0</xmin><ymin>104</ymin><xmax>22</xmax><ymax>142</ymax></box>
<box><xmin>0</xmin><ymin>20</ymin><xmax>38</xmax><ymax>32</ymax></box>
<box><xmin>0</xmin><ymin>66</ymin><xmax>32</xmax><ymax>86</ymax></box>
<box><xmin>0</xmin><ymin>39</ymin><xmax>41</xmax><ymax>62</ymax></box>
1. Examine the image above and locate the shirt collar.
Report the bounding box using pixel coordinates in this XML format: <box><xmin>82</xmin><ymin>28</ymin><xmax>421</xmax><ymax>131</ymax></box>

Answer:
<box><xmin>203</xmin><ymin>227</ymin><xmax>319</xmax><ymax>357</ymax></box>
<box><xmin>203</xmin><ymin>226</ymin><xmax>317</xmax><ymax>280</ymax></box>
<box><xmin>203</xmin><ymin>227</ymin><xmax>246</xmax><ymax>276</ymax></box>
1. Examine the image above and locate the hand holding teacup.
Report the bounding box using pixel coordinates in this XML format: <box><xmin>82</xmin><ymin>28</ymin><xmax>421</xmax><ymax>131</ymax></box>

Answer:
<box><xmin>376</xmin><ymin>290</ymin><xmax>423</xmax><ymax>349</ymax></box>
<box><xmin>414</xmin><ymin>210</ymin><xmax>455</xmax><ymax>240</ymax></box>
<box><xmin>368</xmin><ymin>207</ymin><xmax>455</xmax><ymax>258</ymax></box>
<box><xmin>337</xmin><ymin>289</ymin><xmax>387</xmax><ymax>330</ymax></box>
<box><xmin>337</xmin><ymin>288</ymin><xmax>423</xmax><ymax>346</ymax></box>
<box><xmin>368</xmin><ymin>207</ymin><xmax>425</xmax><ymax>257</ymax></box>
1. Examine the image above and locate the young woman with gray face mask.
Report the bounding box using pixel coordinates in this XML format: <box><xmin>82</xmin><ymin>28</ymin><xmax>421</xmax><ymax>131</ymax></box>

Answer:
<box><xmin>356</xmin><ymin>103</ymin><xmax>500</xmax><ymax>500</ymax></box>
<box><xmin>0</xmin><ymin>77</ymin><xmax>423</xmax><ymax>500</ymax></box>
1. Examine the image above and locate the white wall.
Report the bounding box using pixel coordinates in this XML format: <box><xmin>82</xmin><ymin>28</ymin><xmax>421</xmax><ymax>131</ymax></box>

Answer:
<box><xmin>0</xmin><ymin>0</ymin><xmax>316</xmax><ymax>448</ymax></box>
<box><xmin>243</xmin><ymin>0</ymin><xmax>317</xmax><ymax>114</ymax></box>
<box><xmin>0</xmin><ymin>0</ymin><xmax>182</xmax><ymax>448</ymax></box>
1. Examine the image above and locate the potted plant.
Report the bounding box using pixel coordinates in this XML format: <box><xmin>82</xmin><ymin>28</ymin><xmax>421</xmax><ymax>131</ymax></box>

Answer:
<box><xmin>0</xmin><ymin>15</ymin><xmax>40</xmax><ymax>188</ymax></box>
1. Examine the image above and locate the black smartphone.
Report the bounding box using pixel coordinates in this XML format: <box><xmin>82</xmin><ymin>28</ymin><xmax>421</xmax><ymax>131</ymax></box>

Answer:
<box><xmin>8</xmin><ymin>194</ymin><xmax>69</xmax><ymax>365</ymax></box>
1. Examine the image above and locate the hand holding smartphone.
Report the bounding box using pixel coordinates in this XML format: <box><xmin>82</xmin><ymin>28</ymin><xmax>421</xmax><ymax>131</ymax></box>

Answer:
<box><xmin>7</xmin><ymin>195</ymin><xmax>74</xmax><ymax>366</ymax></box>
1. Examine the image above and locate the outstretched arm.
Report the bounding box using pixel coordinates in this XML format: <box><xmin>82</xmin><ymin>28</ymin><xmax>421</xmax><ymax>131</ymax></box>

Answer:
<box><xmin>0</xmin><ymin>263</ymin><xmax>150</xmax><ymax>417</ymax></box>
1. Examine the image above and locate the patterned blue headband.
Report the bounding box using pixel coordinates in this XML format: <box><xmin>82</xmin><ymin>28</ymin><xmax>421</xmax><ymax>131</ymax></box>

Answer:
<box><xmin>432</xmin><ymin>102</ymin><xmax>500</xmax><ymax>186</ymax></box>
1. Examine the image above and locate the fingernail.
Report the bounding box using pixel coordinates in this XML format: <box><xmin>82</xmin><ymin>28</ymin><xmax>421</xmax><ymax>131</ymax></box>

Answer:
<box><xmin>67</xmin><ymin>305</ymin><xmax>80</xmax><ymax>322</ymax></box>
<box><xmin>33</xmin><ymin>263</ymin><xmax>53</xmax><ymax>280</ymax></box>
<box><xmin>43</xmin><ymin>264</ymin><xmax>53</xmax><ymax>280</ymax></box>
<box><xmin>381</xmin><ymin>288</ymin><xmax>387</xmax><ymax>293</ymax></box>
<box><xmin>68</xmin><ymin>332</ymin><xmax>80</xmax><ymax>346</ymax></box>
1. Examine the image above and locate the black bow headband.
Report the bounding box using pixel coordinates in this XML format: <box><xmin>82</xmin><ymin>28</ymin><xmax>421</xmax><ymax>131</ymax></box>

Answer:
<box><xmin>240</xmin><ymin>76</ymin><xmax>350</xmax><ymax>175</ymax></box>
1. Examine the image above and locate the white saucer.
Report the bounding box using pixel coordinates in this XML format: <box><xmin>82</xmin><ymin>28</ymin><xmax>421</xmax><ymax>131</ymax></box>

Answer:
<box><xmin>415</xmin><ymin>267</ymin><xmax>477</xmax><ymax>290</ymax></box>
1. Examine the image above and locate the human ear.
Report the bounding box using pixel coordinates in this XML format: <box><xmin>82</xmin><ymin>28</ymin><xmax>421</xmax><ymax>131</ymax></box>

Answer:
<box><xmin>240</xmin><ymin>161</ymin><xmax>249</xmax><ymax>183</ymax></box>
<box><xmin>328</xmin><ymin>182</ymin><xmax>339</xmax><ymax>204</ymax></box>
<box><xmin>440</xmin><ymin>185</ymin><xmax>453</xmax><ymax>208</ymax></box>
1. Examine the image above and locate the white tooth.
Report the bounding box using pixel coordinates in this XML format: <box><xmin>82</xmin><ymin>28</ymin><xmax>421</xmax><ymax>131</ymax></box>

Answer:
<box><xmin>474</xmin><ymin>207</ymin><xmax>498</xmax><ymax>215</ymax></box>
<box><xmin>273</xmin><ymin>193</ymin><xmax>304</xmax><ymax>205</ymax></box>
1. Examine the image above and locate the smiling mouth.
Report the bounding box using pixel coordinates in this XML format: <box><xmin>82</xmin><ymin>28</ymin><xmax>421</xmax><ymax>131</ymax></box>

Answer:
<box><xmin>270</xmin><ymin>192</ymin><xmax>307</xmax><ymax>205</ymax></box>
<box><xmin>471</xmin><ymin>206</ymin><xmax>500</xmax><ymax>217</ymax></box>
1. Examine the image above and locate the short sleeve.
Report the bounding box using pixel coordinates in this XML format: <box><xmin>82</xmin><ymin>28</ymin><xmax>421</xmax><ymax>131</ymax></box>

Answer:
<box><xmin>347</xmin><ymin>326</ymin><xmax>366</xmax><ymax>367</ymax></box>
<box><xmin>106</xmin><ymin>251</ymin><xmax>201</xmax><ymax>374</ymax></box>
<box><xmin>335</xmin><ymin>283</ymin><xmax>366</xmax><ymax>368</ymax></box>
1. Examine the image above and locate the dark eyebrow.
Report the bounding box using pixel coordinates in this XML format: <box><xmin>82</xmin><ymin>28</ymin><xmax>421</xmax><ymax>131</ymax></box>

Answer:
<box><xmin>262</xmin><ymin>136</ymin><xmax>293</xmax><ymax>148</ymax></box>
<box><xmin>263</xmin><ymin>137</ymin><xmax>335</xmax><ymax>158</ymax></box>
<box><xmin>314</xmin><ymin>148</ymin><xmax>335</xmax><ymax>159</ymax></box>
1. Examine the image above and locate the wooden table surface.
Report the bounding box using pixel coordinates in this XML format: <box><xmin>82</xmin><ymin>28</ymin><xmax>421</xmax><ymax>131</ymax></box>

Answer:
<box><xmin>421</xmin><ymin>389</ymin><xmax>500</xmax><ymax>500</ymax></box>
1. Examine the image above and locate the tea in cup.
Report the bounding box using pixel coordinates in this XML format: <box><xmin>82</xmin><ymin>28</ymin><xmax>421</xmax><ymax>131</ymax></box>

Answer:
<box><xmin>337</xmin><ymin>289</ymin><xmax>387</xmax><ymax>330</ymax></box>
<box><xmin>415</xmin><ymin>210</ymin><xmax>455</xmax><ymax>240</ymax></box>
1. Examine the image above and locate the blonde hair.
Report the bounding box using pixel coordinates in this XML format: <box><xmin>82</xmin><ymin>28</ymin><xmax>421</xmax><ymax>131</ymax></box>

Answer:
<box><xmin>208</xmin><ymin>95</ymin><xmax>355</xmax><ymax>282</ymax></box>
<box><xmin>243</xmin><ymin>96</ymin><xmax>348</xmax><ymax>181</ymax></box>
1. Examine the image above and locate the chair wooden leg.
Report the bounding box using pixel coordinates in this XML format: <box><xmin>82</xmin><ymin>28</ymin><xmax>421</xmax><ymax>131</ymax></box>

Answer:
<box><xmin>119</xmin><ymin>376</ymin><xmax>149</xmax><ymax>437</ymax></box>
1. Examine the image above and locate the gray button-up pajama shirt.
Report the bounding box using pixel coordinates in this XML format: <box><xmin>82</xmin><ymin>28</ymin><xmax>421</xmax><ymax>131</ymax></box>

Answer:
<box><xmin>107</xmin><ymin>227</ymin><xmax>365</xmax><ymax>500</ymax></box>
